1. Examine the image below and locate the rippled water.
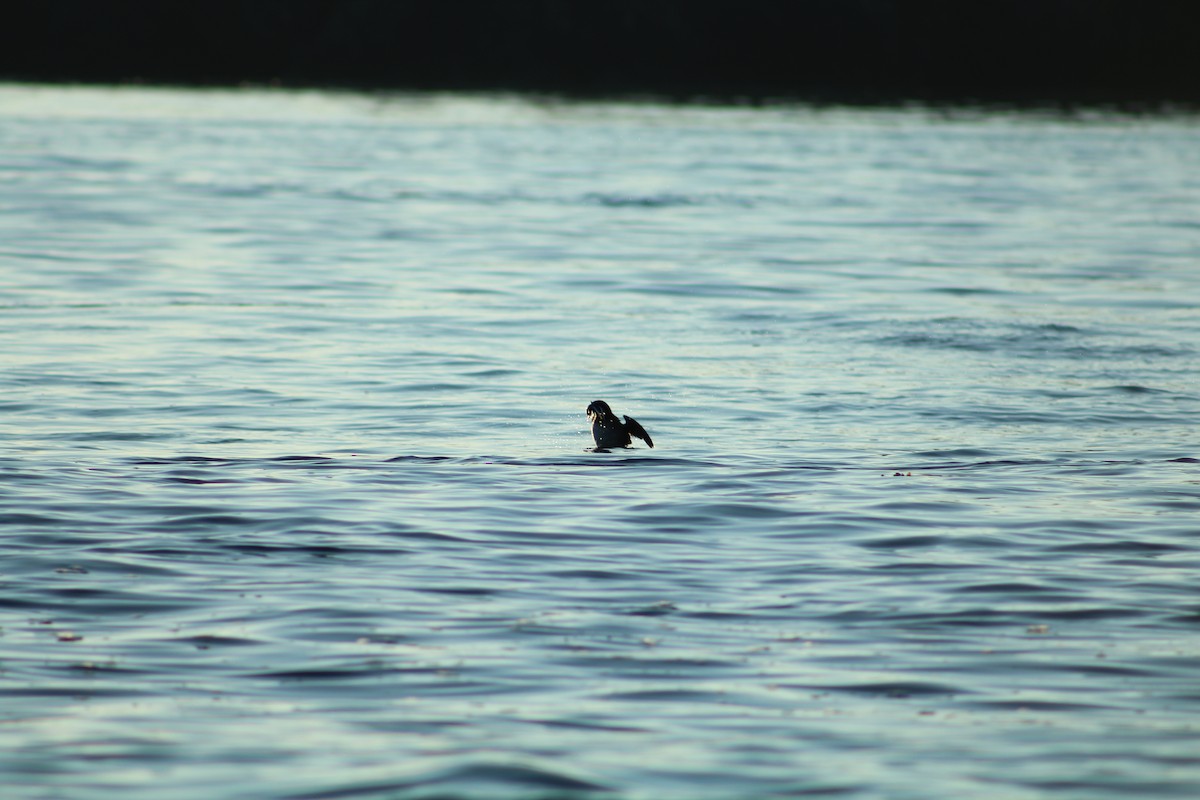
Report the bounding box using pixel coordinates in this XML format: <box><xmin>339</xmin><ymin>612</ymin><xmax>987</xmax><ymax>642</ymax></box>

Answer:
<box><xmin>2</xmin><ymin>85</ymin><xmax>1199</xmax><ymax>799</ymax></box>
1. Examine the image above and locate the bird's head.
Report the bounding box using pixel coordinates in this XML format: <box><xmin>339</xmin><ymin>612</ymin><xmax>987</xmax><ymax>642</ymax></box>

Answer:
<box><xmin>586</xmin><ymin>400</ymin><xmax>612</xmax><ymax>421</ymax></box>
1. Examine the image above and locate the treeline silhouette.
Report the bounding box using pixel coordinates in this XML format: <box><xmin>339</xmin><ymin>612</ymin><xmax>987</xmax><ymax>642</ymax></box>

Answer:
<box><xmin>3</xmin><ymin>1</ymin><xmax>1197</xmax><ymax>105</ymax></box>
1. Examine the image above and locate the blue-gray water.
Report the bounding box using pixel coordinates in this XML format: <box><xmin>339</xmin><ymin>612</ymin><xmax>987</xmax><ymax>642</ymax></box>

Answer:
<box><xmin>2</xmin><ymin>85</ymin><xmax>1199</xmax><ymax>799</ymax></box>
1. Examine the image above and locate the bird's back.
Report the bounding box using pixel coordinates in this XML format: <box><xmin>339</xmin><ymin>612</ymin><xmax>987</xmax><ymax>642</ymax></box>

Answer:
<box><xmin>591</xmin><ymin>418</ymin><xmax>631</xmax><ymax>448</ymax></box>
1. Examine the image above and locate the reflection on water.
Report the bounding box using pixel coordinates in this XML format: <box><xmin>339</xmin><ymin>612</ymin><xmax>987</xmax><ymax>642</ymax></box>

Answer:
<box><xmin>1</xmin><ymin>85</ymin><xmax>1199</xmax><ymax>799</ymax></box>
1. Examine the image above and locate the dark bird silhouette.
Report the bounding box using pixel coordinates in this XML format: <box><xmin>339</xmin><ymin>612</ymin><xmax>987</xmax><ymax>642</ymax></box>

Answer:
<box><xmin>586</xmin><ymin>400</ymin><xmax>653</xmax><ymax>449</ymax></box>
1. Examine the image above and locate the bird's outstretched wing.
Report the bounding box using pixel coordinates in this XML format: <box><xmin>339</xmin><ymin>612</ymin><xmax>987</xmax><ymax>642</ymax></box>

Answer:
<box><xmin>624</xmin><ymin>415</ymin><xmax>654</xmax><ymax>448</ymax></box>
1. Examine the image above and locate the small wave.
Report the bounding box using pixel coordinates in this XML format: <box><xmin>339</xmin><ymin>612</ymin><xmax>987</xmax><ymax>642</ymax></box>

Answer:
<box><xmin>360</xmin><ymin>186</ymin><xmax>760</xmax><ymax>210</ymax></box>
<box><xmin>786</xmin><ymin>680</ymin><xmax>967</xmax><ymax>698</ymax></box>
<box><xmin>602</xmin><ymin>688</ymin><xmax>729</xmax><ymax>702</ymax></box>
<box><xmin>584</xmin><ymin>191</ymin><xmax>700</xmax><ymax>207</ymax></box>
<box><xmin>287</xmin><ymin>762</ymin><xmax>610</xmax><ymax>800</ymax></box>
<box><xmin>964</xmin><ymin>699</ymin><xmax>1118</xmax><ymax>713</ymax></box>
<box><xmin>925</xmin><ymin>286</ymin><xmax>1013</xmax><ymax>296</ymax></box>
<box><xmin>48</xmin><ymin>430</ymin><xmax>177</xmax><ymax>442</ymax></box>
<box><xmin>581</xmin><ymin>190</ymin><xmax>756</xmax><ymax>208</ymax></box>
<box><xmin>1030</xmin><ymin>607</ymin><xmax>1150</xmax><ymax>621</ymax></box>
<box><xmin>172</xmin><ymin>634</ymin><xmax>260</xmax><ymax>648</ymax></box>
<box><xmin>875</xmin><ymin>318</ymin><xmax>1192</xmax><ymax>360</ymax></box>
<box><xmin>629</xmin><ymin>281</ymin><xmax>808</xmax><ymax>298</ymax></box>
<box><xmin>155</xmin><ymin>513</ymin><xmax>259</xmax><ymax>531</ymax></box>
<box><xmin>859</xmin><ymin>534</ymin><xmax>945</xmax><ymax>549</ymax></box>
<box><xmin>953</xmin><ymin>581</ymin><xmax>1069</xmax><ymax>596</ymax></box>
<box><xmin>1048</xmin><ymin>540</ymin><xmax>1187</xmax><ymax>554</ymax></box>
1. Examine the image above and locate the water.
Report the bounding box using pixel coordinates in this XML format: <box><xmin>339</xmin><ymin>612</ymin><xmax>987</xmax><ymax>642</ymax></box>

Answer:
<box><xmin>2</xmin><ymin>84</ymin><xmax>1199</xmax><ymax>799</ymax></box>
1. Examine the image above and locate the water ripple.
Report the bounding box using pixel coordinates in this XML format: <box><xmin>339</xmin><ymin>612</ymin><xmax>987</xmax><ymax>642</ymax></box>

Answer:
<box><xmin>3</xmin><ymin>88</ymin><xmax>1200</xmax><ymax>800</ymax></box>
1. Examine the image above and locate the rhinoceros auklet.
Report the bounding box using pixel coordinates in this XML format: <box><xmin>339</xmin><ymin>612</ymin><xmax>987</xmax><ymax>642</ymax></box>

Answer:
<box><xmin>586</xmin><ymin>400</ymin><xmax>654</xmax><ymax>449</ymax></box>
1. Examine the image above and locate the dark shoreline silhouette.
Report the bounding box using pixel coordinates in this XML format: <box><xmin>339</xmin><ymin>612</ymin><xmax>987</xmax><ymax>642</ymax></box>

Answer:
<box><xmin>3</xmin><ymin>1</ymin><xmax>1197</xmax><ymax>107</ymax></box>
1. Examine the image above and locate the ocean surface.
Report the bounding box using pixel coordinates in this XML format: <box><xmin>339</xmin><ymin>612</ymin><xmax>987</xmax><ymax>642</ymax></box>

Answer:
<box><xmin>1</xmin><ymin>84</ymin><xmax>1199</xmax><ymax>800</ymax></box>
